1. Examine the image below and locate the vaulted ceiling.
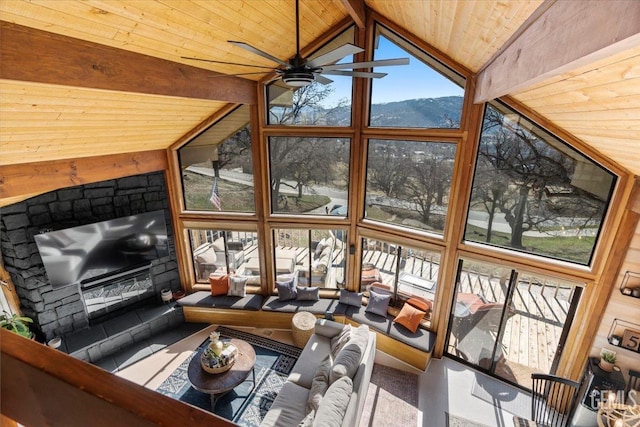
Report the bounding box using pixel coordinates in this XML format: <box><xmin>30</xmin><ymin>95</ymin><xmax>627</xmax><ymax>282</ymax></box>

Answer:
<box><xmin>1</xmin><ymin>0</ymin><xmax>639</xmax><ymax>180</ymax></box>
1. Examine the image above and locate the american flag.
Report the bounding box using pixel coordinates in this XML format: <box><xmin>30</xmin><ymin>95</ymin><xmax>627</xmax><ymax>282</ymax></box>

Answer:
<box><xmin>209</xmin><ymin>177</ymin><xmax>221</xmax><ymax>210</ymax></box>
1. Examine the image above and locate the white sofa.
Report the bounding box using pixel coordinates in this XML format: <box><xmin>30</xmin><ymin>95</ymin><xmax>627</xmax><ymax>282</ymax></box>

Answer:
<box><xmin>260</xmin><ymin>319</ymin><xmax>376</xmax><ymax>427</ymax></box>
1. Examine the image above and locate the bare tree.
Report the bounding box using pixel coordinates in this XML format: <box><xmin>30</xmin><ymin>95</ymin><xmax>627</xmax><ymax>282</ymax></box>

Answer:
<box><xmin>367</xmin><ymin>143</ymin><xmax>409</xmax><ymax>198</ymax></box>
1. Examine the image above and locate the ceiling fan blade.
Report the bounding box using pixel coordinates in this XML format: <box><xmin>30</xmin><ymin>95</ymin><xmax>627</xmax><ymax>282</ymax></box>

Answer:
<box><xmin>307</xmin><ymin>43</ymin><xmax>364</xmax><ymax>68</ymax></box>
<box><xmin>228</xmin><ymin>41</ymin><xmax>290</xmax><ymax>67</ymax></box>
<box><xmin>321</xmin><ymin>70</ymin><xmax>387</xmax><ymax>78</ymax></box>
<box><xmin>313</xmin><ymin>74</ymin><xmax>334</xmax><ymax>85</ymax></box>
<box><xmin>181</xmin><ymin>56</ymin><xmax>275</xmax><ymax>69</ymax></box>
<box><xmin>321</xmin><ymin>57</ymin><xmax>409</xmax><ymax>71</ymax></box>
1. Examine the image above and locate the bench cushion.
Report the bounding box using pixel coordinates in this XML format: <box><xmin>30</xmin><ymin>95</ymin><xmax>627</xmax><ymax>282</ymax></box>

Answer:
<box><xmin>345</xmin><ymin>305</ymin><xmax>435</xmax><ymax>353</ymax></box>
<box><xmin>177</xmin><ymin>291</ymin><xmax>263</xmax><ymax>311</ymax></box>
<box><xmin>261</xmin><ymin>296</ymin><xmax>345</xmax><ymax>314</ymax></box>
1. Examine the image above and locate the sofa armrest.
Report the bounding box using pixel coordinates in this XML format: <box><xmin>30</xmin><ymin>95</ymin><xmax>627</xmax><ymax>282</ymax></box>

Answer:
<box><xmin>314</xmin><ymin>318</ymin><xmax>345</xmax><ymax>338</ymax></box>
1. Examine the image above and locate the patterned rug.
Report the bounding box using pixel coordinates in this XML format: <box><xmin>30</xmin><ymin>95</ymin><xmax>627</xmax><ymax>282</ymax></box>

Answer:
<box><xmin>359</xmin><ymin>364</ymin><xmax>420</xmax><ymax>426</ymax></box>
<box><xmin>155</xmin><ymin>326</ymin><xmax>301</xmax><ymax>426</ymax></box>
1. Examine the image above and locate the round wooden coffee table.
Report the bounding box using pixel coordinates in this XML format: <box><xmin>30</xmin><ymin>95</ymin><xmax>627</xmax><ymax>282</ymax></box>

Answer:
<box><xmin>187</xmin><ymin>338</ymin><xmax>256</xmax><ymax>410</ymax></box>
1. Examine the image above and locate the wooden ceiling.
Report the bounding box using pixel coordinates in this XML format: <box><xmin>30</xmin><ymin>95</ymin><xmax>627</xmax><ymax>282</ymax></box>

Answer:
<box><xmin>0</xmin><ymin>0</ymin><xmax>639</xmax><ymax>181</ymax></box>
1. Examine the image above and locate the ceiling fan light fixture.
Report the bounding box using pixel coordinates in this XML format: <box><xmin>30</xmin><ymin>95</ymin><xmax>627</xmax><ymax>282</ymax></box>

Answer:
<box><xmin>282</xmin><ymin>71</ymin><xmax>315</xmax><ymax>87</ymax></box>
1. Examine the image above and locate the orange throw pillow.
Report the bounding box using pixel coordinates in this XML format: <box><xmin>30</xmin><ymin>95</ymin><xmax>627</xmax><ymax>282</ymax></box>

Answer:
<box><xmin>393</xmin><ymin>303</ymin><xmax>426</xmax><ymax>333</ymax></box>
<box><xmin>406</xmin><ymin>296</ymin><xmax>432</xmax><ymax>313</ymax></box>
<box><xmin>209</xmin><ymin>274</ymin><xmax>229</xmax><ymax>296</ymax></box>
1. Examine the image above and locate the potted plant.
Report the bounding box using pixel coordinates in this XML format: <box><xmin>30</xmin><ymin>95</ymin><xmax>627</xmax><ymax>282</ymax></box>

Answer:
<box><xmin>0</xmin><ymin>311</ymin><xmax>34</xmax><ymax>339</ymax></box>
<box><xmin>600</xmin><ymin>349</ymin><xmax>617</xmax><ymax>372</ymax></box>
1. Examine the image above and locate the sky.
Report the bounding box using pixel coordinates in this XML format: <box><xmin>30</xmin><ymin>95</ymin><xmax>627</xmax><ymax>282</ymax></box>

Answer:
<box><xmin>320</xmin><ymin>36</ymin><xmax>465</xmax><ymax>108</ymax></box>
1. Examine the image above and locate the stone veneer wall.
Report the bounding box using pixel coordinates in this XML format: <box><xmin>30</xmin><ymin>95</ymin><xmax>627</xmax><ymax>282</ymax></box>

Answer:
<box><xmin>0</xmin><ymin>171</ymin><xmax>180</xmax><ymax>341</ymax></box>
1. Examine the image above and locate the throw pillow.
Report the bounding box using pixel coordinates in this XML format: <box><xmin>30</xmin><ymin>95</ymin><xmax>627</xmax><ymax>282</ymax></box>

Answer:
<box><xmin>407</xmin><ymin>296</ymin><xmax>432</xmax><ymax>313</ymax></box>
<box><xmin>227</xmin><ymin>275</ymin><xmax>248</xmax><ymax>297</ymax></box>
<box><xmin>276</xmin><ymin>277</ymin><xmax>297</xmax><ymax>301</ymax></box>
<box><xmin>314</xmin><ymin>240</ymin><xmax>325</xmax><ymax>258</ymax></box>
<box><xmin>330</xmin><ymin>324</ymin><xmax>352</xmax><ymax>358</ymax></box>
<box><xmin>339</xmin><ymin>289</ymin><xmax>362</xmax><ymax>307</ymax></box>
<box><xmin>330</xmin><ymin>324</ymin><xmax>369</xmax><ymax>384</ymax></box>
<box><xmin>365</xmin><ymin>288</ymin><xmax>391</xmax><ymax>317</ymax></box>
<box><xmin>209</xmin><ymin>274</ymin><xmax>229</xmax><ymax>296</ymax></box>
<box><xmin>314</xmin><ymin>376</ymin><xmax>353</xmax><ymax>427</ymax></box>
<box><xmin>296</xmin><ymin>286</ymin><xmax>319</xmax><ymax>301</ymax></box>
<box><xmin>393</xmin><ymin>303</ymin><xmax>426</xmax><ymax>333</ymax></box>
<box><xmin>306</xmin><ymin>354</ymin><xmax>332</xmax><ymax>414</ymax></box>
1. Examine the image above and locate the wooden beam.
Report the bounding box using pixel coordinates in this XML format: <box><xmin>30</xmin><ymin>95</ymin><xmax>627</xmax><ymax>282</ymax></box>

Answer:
<box><xmin>475</xmin><ymin>0</ymin><xmax>640</xmax><ymax>103</ymax></box>
<box><xmin>0</xmin><ymin>21</ymin><xmax>257</xmax><ymax>105</ymax></box>
<box><xmin>0</xmin><ymin>150</ymin><xmax>168</xmax><ymax>203</ymax></box>
<box><xmin>340</xmin><ymin>0</ymin><xmax>366</xmax><ymax>29</ymax></box>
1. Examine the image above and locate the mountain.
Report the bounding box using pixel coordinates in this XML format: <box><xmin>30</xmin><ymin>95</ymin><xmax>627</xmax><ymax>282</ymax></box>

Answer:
<box><xmin>324</xmin><ymin>96</ymin><xmax>464</xmax><ymax>128</ymax></box>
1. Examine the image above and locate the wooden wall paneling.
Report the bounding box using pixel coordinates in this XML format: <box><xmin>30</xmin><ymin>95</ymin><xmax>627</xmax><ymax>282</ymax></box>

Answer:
<box><xmin>0</xmin><ymin>150</ymin><xmax>168</xmax><ymax>204</ymax></box>
<box><xmin>0</xmin><ymin>329</ymin><xmax>234</xmax><ymax>427</ymax></box>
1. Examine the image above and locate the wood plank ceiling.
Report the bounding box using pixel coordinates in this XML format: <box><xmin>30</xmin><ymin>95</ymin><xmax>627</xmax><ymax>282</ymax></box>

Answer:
<box><xmin>0</xmin><ymin>0</ymin><xmax>639</xmax><ymax>180</ymax></box>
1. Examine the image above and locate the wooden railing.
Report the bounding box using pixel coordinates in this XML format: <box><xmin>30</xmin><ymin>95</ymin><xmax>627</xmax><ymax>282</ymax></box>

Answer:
<box><xmin>0</xmin><ymin>329</ymin><xmax>235</xmax><ymax>426</ymax></box>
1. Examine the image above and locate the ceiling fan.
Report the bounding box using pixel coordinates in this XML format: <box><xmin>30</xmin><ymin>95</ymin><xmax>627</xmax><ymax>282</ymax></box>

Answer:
<box><xmin>182</xmin><ymin>0</ymin><xmax>409</xmax><ymax>87</ymax></box>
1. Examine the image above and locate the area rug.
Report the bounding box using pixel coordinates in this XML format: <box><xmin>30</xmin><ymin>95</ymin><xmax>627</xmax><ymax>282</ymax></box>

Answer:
<box><xmin>155</xmin><ymin>326</ymin><xmax>301</xmax><ymax>426</ymax></box>
<box><xmin>359</xmin><ymin>364</ymin><xmax>419</xmax><ymax>426</ymax></box>
<box><xmin>445</xmin><ymin>412</ymin><xmax>491</xmax><ymax>427</ymax></box>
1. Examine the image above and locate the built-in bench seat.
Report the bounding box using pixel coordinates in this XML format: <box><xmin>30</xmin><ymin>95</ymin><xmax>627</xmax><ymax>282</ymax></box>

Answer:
<box><xmin>261</xmin><ymin>295</ymin><xmax>345</xmax><ymax>314</ymax></box>
<box><xmin>178</xmin><ymin>291</ymin><xmax>434</xmax><ymax>369</ymax></box>
<box><xmin>177</xmin><ymin>291</ymin><xmax>264</xmax><ymax>310</ymax></box>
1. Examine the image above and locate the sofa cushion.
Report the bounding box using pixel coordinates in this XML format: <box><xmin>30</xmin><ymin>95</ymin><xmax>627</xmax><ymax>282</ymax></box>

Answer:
<box><xmin>209</xmin><ymin>274</ymin><xmax>229</xmax><ymax>296</ymax></box>
<box><xmin>339</xmin><ymin>289</ymin><xmax>362</xmax><ymax>307</ymax></box>
<box><xmin>330</xmin><ymin>324</ymin><xmax>369</xmax><ymax>384</ymax></box>
<box><xmin>365</xmin><ymin>289</ymin><xmax>391</xmax><ymax>317</ymax></box>
<box><xmin>177</xmin><ymin>291</ymin><xmax>263</xmax><ymax>311</ymax></box>
<box><xmin>227</xmin><ymin>275</ymin><xmax>248</xmax><ymax>297</ymax></box>
<box><xmin>393</xmin><ymin>303</ymin><xmax>426</xmax><ymax>333</ymax></box>
<box><xmin>314</xmin><ymin>376</ymin><xmax>353</xmax><ymax>427</ymax></box>
<box><xmin>261</xmin><ymin>296</ymin><xmax>343</xmax><ymax>314</ymax></box>
<box><xmin>296</xmin><ymin>286</ymin><xmax>319</xmax><ymax>301</ymax></box>
<box><xmin>306</xmin><ymin>354</ymin><xmax>332</xmax><ymax>414</ymax></box>
<box><xmin>260</xmin><ymin>381</ymin><xmax>309</xmax><ymax>427</ymax></box>
<box><xmin>329</xmin><ymin>324</ymin><xmax>352</xmax><ymax>358</ymax></box>
<box><xmin>288</xmin><ymin>334</ymin><xmax>333</xmax><ymax>389</ymax></box>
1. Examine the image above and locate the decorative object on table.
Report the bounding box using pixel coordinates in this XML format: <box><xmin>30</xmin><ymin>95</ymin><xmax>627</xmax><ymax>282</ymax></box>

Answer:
<box><xmin>172</xmin><ymin>289</ymin><xmax>186</xmax><ymax>300</ymax></box>
<box><xmin>0</xmin><ymin>311</ymin><xmax>33</xmax><ymax>339</ymax></box>
<box><xmin>201</xmin><ymin>331</ymin><xmax>238</xmax><ymax>374</ymax></box>
<box><xmin>600</xmin><ymin>349</ymin><xmax>617</xmax><ymax>372</ymax></box>
<box><xmin>47</xmin><ymin>337</ymin><xmax>62</xmax><ymax>349</ymax></box>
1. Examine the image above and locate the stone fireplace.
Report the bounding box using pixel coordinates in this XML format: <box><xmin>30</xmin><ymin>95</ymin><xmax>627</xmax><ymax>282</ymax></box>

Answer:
<box><xmin>0</xmin><ymin>171</ymin><xmax>181</xmax><ymax>343</ymax></box>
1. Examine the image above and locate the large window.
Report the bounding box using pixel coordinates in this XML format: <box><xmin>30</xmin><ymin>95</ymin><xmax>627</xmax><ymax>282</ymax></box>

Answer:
<box><xmin>273</xmin><ymin>228</ymin><xmax>347</xmax><ymax>289</ymax></box>
<box><xmin>364</xmin><ymin>139</ymin><xmax>456</xmax><ymax>234</ymax></box>
<box><xmin>465</xmin><ymin>102</ymin><xmax>616</xmax><ymax>265</ymax></box>
<box><xmin>369</xmin><ymin>25</ymin><xmax>465</xmax><ymax>128</ymax></box>
<box><xmin>179</xmin><ymin>106</ymin><xmax>255</xmax><ymax>213</ymax></box>
<box><xmin>267</xmin><ymin>27</ymin><xmax>355</xmax><ymax>126</ymax></box>
<box><xmin>360</xmin><ymin>237</ymin><xmax>441</xmax><ymax>320</ymax></box>
<box><xmin>189</xmin><ymin>228</ymin><xmax>259</xmax><ymax>284</ymax></box>
<box><xmin>446</xmin><ymin>258</ymin><xmax>582</xmax><ymax>389</ymax></box>
<box><xmin>268</xmin><ymin>137</ymin><xmax>350</xmax><ymax>215</ymax></box>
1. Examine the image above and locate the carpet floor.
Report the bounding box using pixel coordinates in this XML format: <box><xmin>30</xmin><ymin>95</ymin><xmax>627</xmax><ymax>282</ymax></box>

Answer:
<box><xmin>155</xmin><ymin>326</ymin><xmax>301</xmax><ymax>426</ymax></box>
<box><xmin>359</xmin><ymin>364</ymin><xmax>420</xmax><ymax>427</ymax></box>
<box><xmin>445</xmin><ymin>412</ymin><xmax>491</xmax><ymax>427</ymax></box>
